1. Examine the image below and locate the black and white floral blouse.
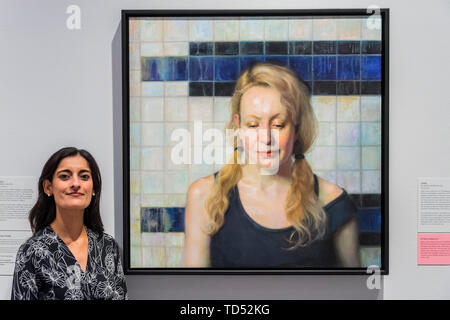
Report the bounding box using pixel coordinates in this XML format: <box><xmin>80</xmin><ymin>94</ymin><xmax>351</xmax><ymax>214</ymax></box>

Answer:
<box><xmin>11</xmin><ymin>226</ymin><xmax>128</xmax><ymax>300</ymax></box>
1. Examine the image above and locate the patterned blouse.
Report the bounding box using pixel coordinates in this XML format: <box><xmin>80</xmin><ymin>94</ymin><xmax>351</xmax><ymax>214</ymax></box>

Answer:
<box><xmin>11</xmin><ymin>226</ymin><xmax>128</xmax><ymax>300</ymax></box>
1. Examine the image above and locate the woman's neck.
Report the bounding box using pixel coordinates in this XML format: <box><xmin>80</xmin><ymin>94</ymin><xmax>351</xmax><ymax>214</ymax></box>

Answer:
<box><xmin>240</xmin><ymin>160</ymin><xmax>294</xmax><ymax>191</ymax></box>
<box><xmin>50</xmin><ymin>207</ymin><xmax>85</xmax><ymax>243</ymax></box>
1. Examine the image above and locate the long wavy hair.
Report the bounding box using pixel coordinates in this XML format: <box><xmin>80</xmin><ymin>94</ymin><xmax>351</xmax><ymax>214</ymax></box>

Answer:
<box><xmin>205</xmin><ymin>63</ymin><xmax>327</xmax><ymax>248</ymax></box>
<box><xmin>29</xmin><ymin>147</ymin><xmax>104</xmax><ymax>235</ymax></box>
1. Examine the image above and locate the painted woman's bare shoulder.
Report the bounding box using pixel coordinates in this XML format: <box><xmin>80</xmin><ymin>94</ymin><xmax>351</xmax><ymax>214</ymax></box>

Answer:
<box><xmin>317</xmin><ymin>176</ymin><xmax>344</xmax><ymax>206</ymax></box>
<box><xmin>187</xmin><ymin>174</ymin><xmax>215</xmax><ymax>201</ymax></box>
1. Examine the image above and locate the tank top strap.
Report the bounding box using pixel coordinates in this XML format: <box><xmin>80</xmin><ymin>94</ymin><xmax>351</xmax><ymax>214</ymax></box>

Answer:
<box><xmin>313</xmin><ymin>173</ymin><xmax>319</xmax><ymax>197</ymax></box>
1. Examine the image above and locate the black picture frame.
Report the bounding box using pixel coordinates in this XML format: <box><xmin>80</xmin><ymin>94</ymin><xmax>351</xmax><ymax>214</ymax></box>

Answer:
<box><xmin>121</xmin><ymin>9</ymin><xmax>389</xmax><ymax>275</ymax></box>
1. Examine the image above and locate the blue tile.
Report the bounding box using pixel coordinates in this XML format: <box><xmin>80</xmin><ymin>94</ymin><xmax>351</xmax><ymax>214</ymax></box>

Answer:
<box><xmin>362</xmin><ymin>55</ymin><xmax>381</xmax><ymax>80</ymax></box>
<box><xmin>165</xmin><ymin>207</ymin><xmax>185</xmax><ymax>232</ymax></box>
<box><xmin>289</xmin><ymin>56</ymin><xmax>312</xmax><ymax>81</ymax></box>
<box><xmin>215</xmin><ymin>57</ymin><xmax>239</xmax><ymax>81</ymax></box>
<box><xmin>337</xmin><ymin>55</ymin><xmax>361</xmax><ymax>80</ymax></box>
<box><xmin>357</xmin><ymin>208</ymin><xmax>381</xmax><ymax>233</ymax></box>
<box><xmin>265</xmin><ymin>55</ymin><xmax>288</xmax><ymax>67</ymax></box>
<box><xmin>190</xmin><ymin>42</ymin><xmax>214</xmax><ymax>56</ymax></box>
<box><xmin>189</xmin><ymin>57</ymin><xmax>214</xmax><ymax>81</ymax></box>
<box><xmin>313</xmin><ymin>56</ymin><xmax>336</xmax><ymax>80</ymax></box>
<box><xmin>240</xmin><ymin>42</ymin><xmax>264</xmax><ymax>55</ymax></box>
<box><xmin>142</xmin><ymin>57</ymin><xmax>168</xmax><ymax>81</ymax></box>
<box><xmin>240</xmin><ymin>56</ymin><xmax>265</xmax><ymax>72</ymax></box>
<box><xmin>167</xmin><ymin>57</ymin><xmax>188</xmax><ymax>81</ymax></box>
<box><xmin>141</xmin><ymin>208</ymin><xmax>164</xmax><ymax>232</ymax></box>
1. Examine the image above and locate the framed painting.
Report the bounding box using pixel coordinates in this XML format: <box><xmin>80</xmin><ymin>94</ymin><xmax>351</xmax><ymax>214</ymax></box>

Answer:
<box><xmin>122</xmin><ymin>9</ymin><xmax>389</xmax><ymax>274</ymax></box>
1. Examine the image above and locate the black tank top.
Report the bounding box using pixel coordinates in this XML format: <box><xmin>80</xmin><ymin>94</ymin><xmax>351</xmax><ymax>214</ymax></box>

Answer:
<box><xmin>210</xmin><ymin>173</ymin><xmax>358</xmax><ymax>268</ymax></box>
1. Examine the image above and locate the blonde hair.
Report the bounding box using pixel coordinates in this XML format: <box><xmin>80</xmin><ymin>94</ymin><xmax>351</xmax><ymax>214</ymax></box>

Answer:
<box><xmin>205</xmin><ymin>63</ymin><xmax>327</xmax><ymax>248</ymax></box>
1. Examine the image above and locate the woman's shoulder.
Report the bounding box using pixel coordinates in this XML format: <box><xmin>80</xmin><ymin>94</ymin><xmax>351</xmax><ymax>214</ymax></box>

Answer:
<box><xmin>187</xmin><ymin>173</ymin><xmax>216</xmax><ymax>200</ymax></box>
<box><xmin>316</xmin><ymin>176</ymin><xmax>344</xmax><ymax>207</ymax></box>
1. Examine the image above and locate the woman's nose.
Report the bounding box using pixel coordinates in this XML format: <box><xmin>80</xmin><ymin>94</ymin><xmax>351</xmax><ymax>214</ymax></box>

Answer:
<box><xmin>258</xmin><ymin>126</ymin><xmax>272</xmax><ymax>145</ymax></box>
<box><xmin>71</xmin><ymin>176</ymin><xmax>81</xmax><ymax>189</ymax></box>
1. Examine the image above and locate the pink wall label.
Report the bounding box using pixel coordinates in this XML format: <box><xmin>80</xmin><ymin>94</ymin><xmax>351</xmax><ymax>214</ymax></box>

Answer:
<box><xmin>418</xmin><ymin>233</ymin><xmax>450</xmax><ymax>265</ymax></box>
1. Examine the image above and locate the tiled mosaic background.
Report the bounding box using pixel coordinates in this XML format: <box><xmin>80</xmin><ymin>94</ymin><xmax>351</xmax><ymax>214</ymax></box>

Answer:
<box><xmin>128</xmin><ymin>16</ymin><xmax>383</xmax><ymax>268</ymax></box>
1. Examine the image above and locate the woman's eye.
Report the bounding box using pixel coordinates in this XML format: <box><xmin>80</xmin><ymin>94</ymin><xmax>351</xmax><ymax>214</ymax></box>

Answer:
<box><xmin>58</xmin><ymin>174</ymin><xmax>70</xmax><ymax>180</ymax></box>
<box><xmin>81</xmin><ymin>175</ymin><xmax>91</xmax><ymax>180</ymax></box>
<box><xmin>247</xmin><ymin>123</ymin><xmax>258</xmax><ymax>128</ymax></box>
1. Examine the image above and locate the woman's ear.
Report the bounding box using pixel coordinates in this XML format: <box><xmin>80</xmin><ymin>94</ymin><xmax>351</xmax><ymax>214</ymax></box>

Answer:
<box><xmin>233</xmin><ymin>114</ymin><xmax>240</xmax><ymax>128</ymax></box>
<box><xmin>43</xmin><ymin>179</ymin><xmax>52</xmax><ymax>196</ymax></box>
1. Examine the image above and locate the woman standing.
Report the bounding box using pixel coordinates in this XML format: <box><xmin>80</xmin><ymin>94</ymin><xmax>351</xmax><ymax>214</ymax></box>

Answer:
<box><xmin>11</xmin><ymin>147</ymin><xmax>128</xmax><ymax>299</ymax></box>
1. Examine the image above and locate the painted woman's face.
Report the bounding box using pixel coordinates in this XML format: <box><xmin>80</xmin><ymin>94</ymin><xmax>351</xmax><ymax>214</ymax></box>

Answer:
<box><xmin>235</xmin><ymin>86</ymin><xmax>296</xmax><ymax>172</ymax></box>
<box><xmin>44</xmin><ymin>155</ymin><xmax>94</xmax><ymax>212</ymax></box>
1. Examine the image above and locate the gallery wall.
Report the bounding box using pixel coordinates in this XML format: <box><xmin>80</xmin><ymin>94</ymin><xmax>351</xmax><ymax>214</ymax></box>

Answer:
<box><xmin>0</xmin><ymin>0</ymin><xmax>449</xmax><ymax>299</ymax></box>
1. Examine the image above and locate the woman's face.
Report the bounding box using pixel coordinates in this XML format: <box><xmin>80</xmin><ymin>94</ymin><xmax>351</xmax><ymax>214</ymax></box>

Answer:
<box><xmin>44</xmin><ymin>155</ymin><xmax>94</xmax><ymax>212</ymax></box>
<box><xmin>235</xmin><ymin>86</ymin><xmax>296</xmax><ymax>171</ymax></box>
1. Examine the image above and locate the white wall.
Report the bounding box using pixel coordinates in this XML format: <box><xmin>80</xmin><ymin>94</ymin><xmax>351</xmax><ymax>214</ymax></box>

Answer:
<box><xmin>0</xmin><ymin>0</ymin><xmax>449</xmax><ymax>300</ymax></box>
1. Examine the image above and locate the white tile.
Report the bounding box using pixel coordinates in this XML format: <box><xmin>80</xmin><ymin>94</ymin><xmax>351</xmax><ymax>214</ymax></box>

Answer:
<box><xmin>141</xmin><ymin>97</ymin><xmax>164</xmax><ymax>122</ymax></box>
<box><xmin>316</xmin><ymin>122</ymin><xmax>336</xmax><ymax>146</ymax></box>
<box><xmin>213</xmin><ymin>97</ymin><xmax>231</xmax><ymax>122</ymax></box>
<box><xmin>165</xmin><ymin>233</ymin><xmax>185</xmax><ymax>247</ymax></box>
<box><xmin>130</xmin><ymin>246</ymin><xmax>142</xmax><ymax>268</ymax></box>
<box><xmin>289</xmin><ymin>18</ymin><xmax>313</xmax><ymax>40</ymax></box>
<box><xmin>313</xmin><ymin>18</ymin><xmax>337</xmax><ymax>40</ymax></box>
<box><xmin>240</xmin><ymin>19</ymin><xmax>264</xmax><ymax>41</ymax></box>
<box><xmin>164</xmin><ymin>82</ymin><xmax>188</xmax><ymax>96</ymax></box>
<box><xmin>165</xmin><ymin>194</ymin><xmax>187</xmax><ymax>207</ymax></box>
<box><xmin>362</xmin><ymin>146</ymin><xmax>381</xmax><ymax>170</ymax></box>
<box><xmin>164</xmin><ymin>19</ymin><xmax>189</xmax><ymax>41</ymax></box>
<box><xmin>264</xmin><ymin>19</ymin><xmax>289</xmax><ymax>40</ymax></box>
<box><xmin>141</xmin><ymin>172</ymin><xmax>164</xmax><ymax>194</ymax></box>
<box><xmin>312</xmin><ymin>96</ymin><xmax>337</xmax><ymax>122</ymax></box>
<box><xmin>361</xmin><ymin>96</ymin><xmax>381</xmax><ymax>121</ymax></box>
<box><xmin>189</xmin><ymin>20</ymin><xmax>213</xmax><ymax>41</ymax></box>
<box><xmin>166</xmin><ymin>247</ymin><xmax>184</xmax><ymax>268</ymax></box>
<box><xmin>141</xmin><ymin>123</ymin><xmax>164</xmax><ymax>146</ymax></box>
<box><xmin>141</xmin><ymin>194</ymin><xmax>165</xmax><ymax>207</ymax></box>
<box><xmin>362</xmin><ymin>16</ymin><xmax>382</xmax><ymax>40</ymax></box>
<box><xmin>129</xmin><ymin>97</ymin><xmax>140</xmax><ymax>122</ymax></box>
<box><xmin>141</xmin><ymin>147</ymin><xmax>164</xmax><ymax>171</ymax></box>
<box><xmin>362</xmin><ymin>170</ymin><xmax>381</xmax><ymax>193</ymax></box>
<box><xmin>337</xmin><ymin>18</ymin><xmax>362</xmax><ymax>40</ymax></box>
<box><xmin>142</xmin><ymin>233</ymin><xmax>165</xmax><ymax>247</ymax></box>
<box><xmin>129</xmin><ymin>71</ymin><xmax>141</xmax><ymax>97</ymax></box>
<box><xmin>337</xmin><ymin>147</ymin><xmax>361</xmax><ymax>170</ymax></box>
<box><xmin>129</xmin><ymin>43</ymin><xmax>141</xmax><ymax>70</ymax></box>
<box><xmin>163</xmin><ymin>42</ymin><xmax>189</xmax><ymax>56</ymax></box>
<box><xmin>140</xmin><ymin>19</ymin><xmax>163</xmax><ymax>41</ymax></box>
<box><xmin>165</xmin><ymin>97</ymin><xmax>188</xmax><ymax>122</ymax></box>
<box><xmin>337</xmin><ymin>171</ymin><xmax>361</xmax><ymax>193</ymax></box>
<box><xmin>214</xmin><ymin>19</ymin><xmax>239</xmax><ymax>41</ymax></box>
<box><xmin>142</xmin><ymin>82</ymin><xmax>164</xmax><ymax>97</ymax></box>
<box><xmin>189</xmin><ymin>97</ymin><xmax>214</xmax><ymax>121</ymax></box>
<box><xmin>140</xmin><ymin>42</ymin><xmax>164</xmax><ymax>57</ymax></box>
<box><xmin>164</xmin><ymin>171</ymin><xmax>188</xmax><ymax>194</ymax></box>
<box><xmin>337</xmin><ymin>96</ymin><xmax>360</xmax><ymax>121</ymax></box>
<box><xmin>337</xmin><ymin>122</ymin><xmax>360</xmax><ymax>146</ymax></box>
<box><xmin>310</xmin><ymin>146</ymin><xmax>336</xmax><ymax>170</ymax></box>
<box><xmin>129</xmin><ymin>19</ymin><xmax>141</xmax><ymax>42</ymax></box>
<box><xmin>142</xmin><ymin>246</ymin><xmax>166</xmax><ymax>267</ymax></box>
<box><xmin>130</xmin><ymin>171</ymin><xmax>141</xmax><ymax>194</ymax></box>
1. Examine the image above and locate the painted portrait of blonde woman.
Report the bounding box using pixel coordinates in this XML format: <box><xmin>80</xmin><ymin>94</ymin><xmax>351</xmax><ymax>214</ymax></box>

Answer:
<box><xmin>184</xmin><ymin>63</ymin><xmax>361</xmax><ymax>268</ymax></box>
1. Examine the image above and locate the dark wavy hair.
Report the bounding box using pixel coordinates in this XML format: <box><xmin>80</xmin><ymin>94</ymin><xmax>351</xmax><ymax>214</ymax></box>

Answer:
<box><xmin>29</xmin><ymin>147</ymin><xmax>104</xmax><ymax>235</ymax></box>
